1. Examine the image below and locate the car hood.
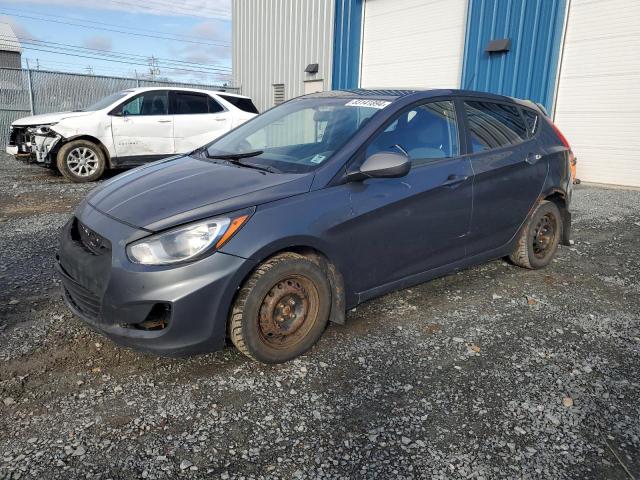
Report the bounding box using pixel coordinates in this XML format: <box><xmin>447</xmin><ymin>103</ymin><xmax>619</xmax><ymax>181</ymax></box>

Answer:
<box><xmin>86</xmin><ymin>155</ymin><xmax>314</xmax><ymax>231</ymax></box>
<box><xmin>12</xmin><ymin>111</ymin><xmax>93</xmax><ymax>127</ymax></box>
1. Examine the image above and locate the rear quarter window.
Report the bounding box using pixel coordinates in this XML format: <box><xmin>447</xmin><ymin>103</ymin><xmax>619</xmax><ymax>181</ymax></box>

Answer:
<box><xmin>521</xmin><ymin>108</ymin><xmax>540</xmax><ymax>137</ymax></box>
<box><xmin>220</xmin><ymin>95</ymin><xmax>259</xmax><ymax>114</ymax></box>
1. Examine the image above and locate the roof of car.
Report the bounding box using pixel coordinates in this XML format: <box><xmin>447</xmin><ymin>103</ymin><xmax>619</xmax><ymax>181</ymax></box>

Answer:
<box><xmin>126</xmin><ymin>86</ymin><xmax>251</xmax><ymax>99</ymax></box>
<box><xmin>305</xmin><ymin>88</ymin><xmax>536</xmax><ymax>109</ymax></box>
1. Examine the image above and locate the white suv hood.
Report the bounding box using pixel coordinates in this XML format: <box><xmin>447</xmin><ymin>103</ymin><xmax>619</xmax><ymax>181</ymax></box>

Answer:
<box><xmin>12</xmin><ymin>111</ymin><xmax>94</xmax><ymax>127</ymax></box>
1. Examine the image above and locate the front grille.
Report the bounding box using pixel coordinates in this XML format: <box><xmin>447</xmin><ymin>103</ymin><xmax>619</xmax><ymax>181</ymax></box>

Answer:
<box><xmin>74</xmin><ymin>220</ymin><xmax>111</xmax><ymax>256</ymax></box>
<box><xmin>59</xmin><ymin>266</ymin><xmax>102</xmax><ymax>321</ymax></box>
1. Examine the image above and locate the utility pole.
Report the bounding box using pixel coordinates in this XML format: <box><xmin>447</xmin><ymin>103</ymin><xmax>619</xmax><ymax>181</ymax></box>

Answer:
<box><xmin>85</xmin><ymin>66</ymin><xmax>94</xmax><ymax>75</ymax></box>
<box><xmin>147</xmin><ymin>56</ymin><xmax>160</xmax><ymax>80</ymax></box>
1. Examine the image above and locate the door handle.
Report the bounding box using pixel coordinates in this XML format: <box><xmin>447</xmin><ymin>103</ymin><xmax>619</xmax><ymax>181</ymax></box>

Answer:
<box><xmin>214</xmin><ymin>118</ymin><xmax>226</xmax><ymax>122</ymax></box>
<box><xmin>525</xmin><ymin>153</ymin><xmax>543</xmax><ymax>164</ymax></box>
<box><xmin>157</xmin><ymin>119</ymin><xmax>172</xmax><ymax>123</ymax></box>
<box><xmin>441</xmin><ymin>174</ymin><xmax>469</xmax><ymax>188</ymax></box>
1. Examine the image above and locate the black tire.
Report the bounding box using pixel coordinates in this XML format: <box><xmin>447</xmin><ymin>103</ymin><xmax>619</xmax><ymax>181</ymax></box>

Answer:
<box><xmin>510</xmin><ymin>200</ymin><xmax>562</xmax><ymax>269</ymax></box>
<box><xmin>229</xmin><ymin>252</ymin><xmax>331</xmax><ymax>363</ymax></box>
<box><xmin>56</xmin><ymin>140</ymin><xmax>106</xmax><ymax>182</ymax></box>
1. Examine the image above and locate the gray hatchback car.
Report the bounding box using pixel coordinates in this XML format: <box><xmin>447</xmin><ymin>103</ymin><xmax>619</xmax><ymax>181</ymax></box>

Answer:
<box><xmin>57</xmin><ymin>89</ymin><xmax>573</xmax><ymax>363</ymax></box>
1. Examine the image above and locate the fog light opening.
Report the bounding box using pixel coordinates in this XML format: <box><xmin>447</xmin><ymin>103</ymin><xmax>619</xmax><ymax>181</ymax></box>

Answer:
<box><xmin>122</xmin><ymin>303</ymin><xmax>171</xmax><ymax>331</ymax></box>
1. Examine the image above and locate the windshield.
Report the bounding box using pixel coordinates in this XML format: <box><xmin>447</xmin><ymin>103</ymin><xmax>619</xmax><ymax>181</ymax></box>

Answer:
<box><xmin>204</xmin><ymin>97</ymin><xmax>389</xmax><ymax>173</ymax></box>
<box><xmin>81</xmin><ymin>91</ymin><xmax>132</xmax><ymax>112</ymax></box>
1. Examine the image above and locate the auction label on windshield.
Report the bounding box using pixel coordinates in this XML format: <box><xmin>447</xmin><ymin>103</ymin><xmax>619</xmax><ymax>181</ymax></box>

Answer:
<box><xmin>345</xmin><ymin>99</ymin><xmax>391</xmax><ymax>109</ymax></box>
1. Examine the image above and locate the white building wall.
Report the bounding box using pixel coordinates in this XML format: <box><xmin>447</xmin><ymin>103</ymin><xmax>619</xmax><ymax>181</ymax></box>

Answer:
<box><xmin>553</xmin><ymin>0</ymin><xmax>640</xmax><ymax>187</ymax></box>
<box><xmin>232</xmin><ymin>0</ymin><xmax>335</xmax><ymax>112</ymax></box>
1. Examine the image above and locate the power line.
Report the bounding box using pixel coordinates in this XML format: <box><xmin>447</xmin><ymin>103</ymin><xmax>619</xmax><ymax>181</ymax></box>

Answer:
<box><xmin>103</xmin><ymin>0</ymin><xmax>231</xmax><ymax>20</ymax></box>
<box><xmin>16</xmin><ymin>45</ymin><xmax>232</xmax><ymax>77</ymax></box>
<box><xmin>0</xmin><ymin>10</ymin><xmax>232</xmax><ymax>48</ymax></box>
<box><xmin>4</xmin><ymin>35</ymin><xmax>231</xmax><ymax>72</ymax></box>
<box><xmin>0</xmin><ymin>7</ymin><xmax>231</xmax><ymax>44</ymax></box>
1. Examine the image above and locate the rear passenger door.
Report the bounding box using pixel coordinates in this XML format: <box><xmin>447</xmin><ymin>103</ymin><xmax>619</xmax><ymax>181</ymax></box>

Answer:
<box><xmin>461</xmin><ymin>99</ymin><xmax>548</xmax><ymax>255</ymax></box>
<box><xmin>171</xmin><ymin>91</ymin><xmax>232</xmax><ymax>153</ymax></box>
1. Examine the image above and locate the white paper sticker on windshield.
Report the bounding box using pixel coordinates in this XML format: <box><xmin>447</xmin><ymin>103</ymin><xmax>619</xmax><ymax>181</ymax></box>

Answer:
<box><xmin>310</xmin><ymin>154</ymin><xmax>326</xmax><ymax>164</ymax></box>
<box><xmin>345</xmin><ymin>99</ymin><xmax>391</xmax><ymax>109</ymax></box>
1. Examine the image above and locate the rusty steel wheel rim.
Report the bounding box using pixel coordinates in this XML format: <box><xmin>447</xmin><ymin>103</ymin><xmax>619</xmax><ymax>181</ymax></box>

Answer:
<box><xmin>532</xmin><ymin>212</ymin><xmax>557</xmax><ymax>259</ymax></box>
<box><xmin>258</xmin><ymin>275</ymin><xmax>320</xmax><ymax>349</ymax></box>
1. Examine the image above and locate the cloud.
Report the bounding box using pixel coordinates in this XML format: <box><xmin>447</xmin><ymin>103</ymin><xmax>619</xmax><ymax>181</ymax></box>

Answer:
<box><xmin>82</xmin><ymin>35</ymin><xmax>112</xmax><ymax>51</ymax></box>
<box><xmin>1</xmin><ymin>0</ymin><xmax>231</xmax><ymax>20</ymax></box>
<box><xmin>0</xmin><ymin>15</ymin><xmax>37</xmax><ymax>40</ymax></box>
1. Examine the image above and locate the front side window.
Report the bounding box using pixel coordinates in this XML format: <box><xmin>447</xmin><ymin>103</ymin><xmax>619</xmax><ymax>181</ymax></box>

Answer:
<box><xmin>464</xmin><ymin>101</ymin><xmax>527</xmax><ymax>152</ymax></box>
<box><xmin>118</xmin><ymin>91</ymin><xmax>168</xmax><ymax>116</ymax></box>
<box><xmin>204</xmin><ymin>97</ymin><xmax>384</xmax><ymax>174</ymax></box>
<box><xmin>366</xmin><ymin>100</ymin><xmax>460</xmax><ymax>165</ymax></box>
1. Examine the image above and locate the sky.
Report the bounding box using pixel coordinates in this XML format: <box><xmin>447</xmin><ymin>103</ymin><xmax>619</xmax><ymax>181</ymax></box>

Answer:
<box><xmin>0</xmin><ymin>0</ymin><xmax>232</xmax><ymax>85</ymax></box>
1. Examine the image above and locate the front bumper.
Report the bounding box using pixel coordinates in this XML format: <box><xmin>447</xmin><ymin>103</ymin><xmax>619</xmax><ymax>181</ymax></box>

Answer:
<box><xmin>56</xmin><ymin>205</ymin><xmax>253</xmax><ymax>356</ymax></box>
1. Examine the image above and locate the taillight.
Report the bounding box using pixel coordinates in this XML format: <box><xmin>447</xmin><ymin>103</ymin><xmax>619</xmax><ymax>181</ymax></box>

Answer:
<box><xmin>551</xmin><ymin>122</ymin><xmax>577</xmax><ymax>178</ymax></box>
<box><xmin>550</xmin><ymin>122</ymin><xmax>570</xmax><ymax>148</ymax></box>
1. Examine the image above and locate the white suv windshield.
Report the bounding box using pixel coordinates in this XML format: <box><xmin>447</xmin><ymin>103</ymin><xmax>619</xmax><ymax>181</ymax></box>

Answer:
<box><xmin>204</xmin><ymin>97</ymin><xmax>388</xmax><ymax>173</ymax></box>
<box><xmin>81</xmin><ymin>91</ymin><xmax>132</xmax><ymax>112</ymax></box>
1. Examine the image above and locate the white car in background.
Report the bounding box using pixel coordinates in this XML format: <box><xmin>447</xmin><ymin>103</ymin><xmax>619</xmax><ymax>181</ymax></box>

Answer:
<box><xmin>6</xmin><ymin>87</ymin><xmax>258</xmax><ymax>182</ymax></box>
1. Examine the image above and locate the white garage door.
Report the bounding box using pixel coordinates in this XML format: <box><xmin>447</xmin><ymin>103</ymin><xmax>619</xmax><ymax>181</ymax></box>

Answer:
<box><xmin>360</xmin><ymin>0</ymin><xmax>467</xmax><ymax>89</ymax></box>
<box><xmin>554</xmin><ymin>0</ymin><xmax>640</xmax><ymax>187</ymax></box>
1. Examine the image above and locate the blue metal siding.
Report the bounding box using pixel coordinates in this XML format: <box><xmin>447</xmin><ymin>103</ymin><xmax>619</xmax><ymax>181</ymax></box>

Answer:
<box><xmin>461</xmin><ymin>0</ymin><xmax>566</xmax><ymax>113</ymax></box>
<box><xmin>332</xmin><ymin>0</ymin><xmax>363</xmax><ymax>90</ymax></box>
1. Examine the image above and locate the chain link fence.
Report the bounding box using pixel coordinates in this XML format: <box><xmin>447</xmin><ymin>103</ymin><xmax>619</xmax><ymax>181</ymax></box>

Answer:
<box><xmin>0</xmin><ymin>67</ymin><xmax>239</xmax><ymax>149</ymax></box>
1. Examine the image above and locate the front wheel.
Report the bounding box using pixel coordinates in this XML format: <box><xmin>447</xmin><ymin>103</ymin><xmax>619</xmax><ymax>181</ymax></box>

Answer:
<box><xmin>56</xmin><ymin>140</ymin><xmax>106</xmax><ymax>182</ymax></box>
<box><xmin>229</xmin><ymin>252</ymin><xmax>331</xmax><ymax>363</ymax></box>
<box><xmin>510</xmin><ymin>200</ymin><xmax>562</xmax><ymax>269</ymax></box>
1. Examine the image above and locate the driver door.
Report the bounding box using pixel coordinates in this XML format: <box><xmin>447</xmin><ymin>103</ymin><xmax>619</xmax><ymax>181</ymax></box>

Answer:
<box><xmin>110</xmin><ymin>90</ymin><xmax>174</xmax><ymax>161</ymax></box>
<box><xmin>343</xmin><ymin>100</ymin><xmax>474</xmax><ymax>294</ymax></box>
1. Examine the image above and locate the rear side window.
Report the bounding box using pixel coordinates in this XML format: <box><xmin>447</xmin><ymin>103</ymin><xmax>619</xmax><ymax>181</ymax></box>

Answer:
<box><xmin>464</xmin><ymin>101</ymin><xmax>528</xmax><ymax>153</ymax></box>
<box><xmin>521</xmin><ymin>108</ymin><xmax>540</xmax><ymax>137</ymax></box>
<box><xmin>175</xmin><ymin>92</ymin><xmax>209</xmax><ymax>114</ymax></box>
<box><xmin>219</xmin><ymin>94</ymin><xmax>259</xmax><ymax>114</ymax></box>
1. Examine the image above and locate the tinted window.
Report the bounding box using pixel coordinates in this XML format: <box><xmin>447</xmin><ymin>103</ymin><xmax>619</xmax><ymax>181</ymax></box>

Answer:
<box><xmin>464</xmin><ymin>101</ymin><xmax>527</xmax><ymax>152</ymax></box>
<box><xmin>521</xmin><ymin>108</ymin><xmax>539</xmax><ymax>137</ymax></box>
<box><xmin>367</xmin><ymin>100</ymin><xmax>460</xmax><ymax>165</ymax></box>
<box><xmin>208</xmin><ymin>97</ymin><xmax>224</xmax><ymax>113</ymax></box>
<box><xmin>175</xmin><ymin>92</ymin><xmax>209</xmax><ymax>114</ymax></box>
<box><xmin>118</xmin><ymin>91</ymin><xmax>168</xmax><ymax>116</ymax></box>
<box><xmin>220</xmin><ymin>94</ymin><xmax>259</xmax><ymax>114</ymax></box>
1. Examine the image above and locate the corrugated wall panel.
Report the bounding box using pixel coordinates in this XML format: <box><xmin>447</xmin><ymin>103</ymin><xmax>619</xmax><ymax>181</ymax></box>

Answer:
<box><xmin>554</xmin><ymin>0</ymin><xmax>640</xmax><ymax>187</ymax></box>
<box><xmin>332</xmin><ymin>0</ymin><xmax>363</xmax><ymax>89</ymax></box>
<box><xmin>232</xmin><ymin>0</ymin><xmax>335</xmax><ymax>112</ymax></box>
<box><xmin>461</xmin><ymin>0</ymin><xmax>566</xmax><ymax>112</ymax></box>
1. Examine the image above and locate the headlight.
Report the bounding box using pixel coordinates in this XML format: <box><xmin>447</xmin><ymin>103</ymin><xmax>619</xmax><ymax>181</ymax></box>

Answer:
<box><xmin>28</xmin><ymin>124</ymin><xmax>58</xmax><ymax>136</ymax></box>
<box><xmin>127</xmin><ymin>213</ymin><xmax>251</xmax><ymax>265</ymax></box>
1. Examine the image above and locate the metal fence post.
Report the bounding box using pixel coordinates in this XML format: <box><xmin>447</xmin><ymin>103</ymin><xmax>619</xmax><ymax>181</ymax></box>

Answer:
<box><xmin>26</xmin><ymin>68</ymin><xmax>35</xmax><ymax>115</ymax></box>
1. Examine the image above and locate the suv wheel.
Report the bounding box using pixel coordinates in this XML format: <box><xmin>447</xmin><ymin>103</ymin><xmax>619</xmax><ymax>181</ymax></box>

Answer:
<box><xmin>229</xmin><ymin>252</ymin><xmax>331</xmax><ymax>363</ymax></box>
<box><xmin>510</xmin><ymin>200</ymin><xmax>562</xmax><ymax>269</ymax></box>
<box><xmin>56</xmin><ymin>140</ymin><xmax>106</xmax><ymax>182</ymax></box>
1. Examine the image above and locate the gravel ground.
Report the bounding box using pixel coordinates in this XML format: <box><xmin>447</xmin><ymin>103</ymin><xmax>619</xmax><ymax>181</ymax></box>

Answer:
<box><xmin>0</xmin><ymin>155</ymin><xmax>639</xmax><ymax>479</ymax></box>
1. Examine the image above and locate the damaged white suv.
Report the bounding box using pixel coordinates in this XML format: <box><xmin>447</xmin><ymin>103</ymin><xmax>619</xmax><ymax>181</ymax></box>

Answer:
<box><xmin>6</xmin><ymin>87</ymin><xmax>258</xmax><ymax>182</ymax></box>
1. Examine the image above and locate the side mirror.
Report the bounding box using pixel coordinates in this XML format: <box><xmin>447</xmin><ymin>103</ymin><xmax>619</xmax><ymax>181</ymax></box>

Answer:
<box><xmin>349</xmin><ymin>151</ymin><xmax>411</xmax><ymax>181</ymax></box>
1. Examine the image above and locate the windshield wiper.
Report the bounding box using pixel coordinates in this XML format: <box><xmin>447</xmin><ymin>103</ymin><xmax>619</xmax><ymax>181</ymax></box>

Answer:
<box><xmin>207</xmin><ymin>150</ymin><xmax>264</xmax><ymax>160</ymax></box>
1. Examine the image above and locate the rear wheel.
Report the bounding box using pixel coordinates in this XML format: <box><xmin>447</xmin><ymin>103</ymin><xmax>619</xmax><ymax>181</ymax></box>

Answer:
<box><xmin>56</xmin><ymin>140</ymin><xmax>105</xmax><ymax>182</ymax></box>
<box><xmin>510</xmin><ymin>200</ymin><xmax>562</xmax><ymax>269</ymax></box>
<box><xmin>229</xmin><ymin>252</ymin><xmax>331</xmax><ymax>363</ymax></box>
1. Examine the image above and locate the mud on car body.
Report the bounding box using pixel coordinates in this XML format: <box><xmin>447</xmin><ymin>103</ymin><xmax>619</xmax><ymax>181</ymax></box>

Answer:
<box><xmin>7</xmin><ymin>87</ymin><xmax>258</xmax><ymax>183</ymax></box>
<box><xmin>56</xmin><ymin>89</ymin><xmax>573</xmax><ymax>363</ymax></box>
